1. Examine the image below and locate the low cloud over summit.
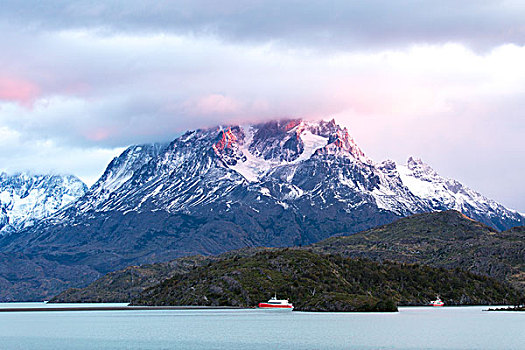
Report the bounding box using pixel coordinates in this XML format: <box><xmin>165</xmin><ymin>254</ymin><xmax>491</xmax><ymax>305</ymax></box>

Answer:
<box><xmin>0</xmin><ymin>1</ymin><xmax>523</xmax><ymax>211</ymax></box>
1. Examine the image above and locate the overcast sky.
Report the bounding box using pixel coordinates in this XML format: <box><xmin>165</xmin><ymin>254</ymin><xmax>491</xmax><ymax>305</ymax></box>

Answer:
<box><xmin>0</xmin><ymin>1</ymin><xmax>524</xmax><ymax>212</ymax></box>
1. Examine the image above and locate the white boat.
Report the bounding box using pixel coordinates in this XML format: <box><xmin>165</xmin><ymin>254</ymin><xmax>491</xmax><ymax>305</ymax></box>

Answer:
<box><xmin>429</xmin><ymin>297</ymin><xmax>444</xmax><ymax>307</ymax></box>
<box><xmin>258</xmin><ymin>295</ymin><xmax>294</xmax><ymax>310</ymax></box>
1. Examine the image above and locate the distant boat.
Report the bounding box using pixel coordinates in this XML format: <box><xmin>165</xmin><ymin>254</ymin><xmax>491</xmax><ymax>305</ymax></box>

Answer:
<box><xmin>258</xmin><ymin>295</ymin><xmax>294</xmax><ymax>310</ymax></box>
<box><xmin>429</xmin><ymin>297</ymin><xmax>444</xmax><ymax>307</ymax></box>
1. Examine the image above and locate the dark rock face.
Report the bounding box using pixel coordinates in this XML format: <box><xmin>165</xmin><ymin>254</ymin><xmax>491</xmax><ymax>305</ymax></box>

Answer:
<box><xmin>0</xmin><ymin>119</ymin><xmax>523</xmax><ymax>301</ymax></box>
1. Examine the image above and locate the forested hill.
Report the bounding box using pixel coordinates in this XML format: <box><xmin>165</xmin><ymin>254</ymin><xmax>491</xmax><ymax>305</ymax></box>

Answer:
<box><xmin>311</xmin><ymin>210</ymin><xmax>525</xmax><ymax>290</ymax></box>
<box><xmin>133</xmin><ymin>249</ymin><xmax>520</xmax><ymax>311</ymax></box>
<box><xmin>51</xmin><ymin>211</ymin><xmax>524</xmax><ymax>308</ymax></box>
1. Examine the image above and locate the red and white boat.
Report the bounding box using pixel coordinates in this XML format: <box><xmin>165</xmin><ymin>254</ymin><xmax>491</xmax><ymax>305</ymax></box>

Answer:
<box><xmin>429</xmin><ymin>297</ymin><xmax>444</xmax><ymax>307</ymax></box>
<box><xmin>258</xmin><ymin>295</ymin><xmax>294</xmax><ymax>310</ymax></box>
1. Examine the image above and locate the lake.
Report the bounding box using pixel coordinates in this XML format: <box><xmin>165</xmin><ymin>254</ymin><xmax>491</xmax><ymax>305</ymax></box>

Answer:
<box><xmin>0</xmin><ymin>303</ymin><xmax>523</xmax><ymax>349</ymax></box>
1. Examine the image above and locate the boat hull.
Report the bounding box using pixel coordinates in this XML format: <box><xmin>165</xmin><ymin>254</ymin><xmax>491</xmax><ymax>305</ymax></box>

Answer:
<box><xmin>258</xmin><ymin>303</ymin><xmax>293</xmax><ymax>310</ymax></box>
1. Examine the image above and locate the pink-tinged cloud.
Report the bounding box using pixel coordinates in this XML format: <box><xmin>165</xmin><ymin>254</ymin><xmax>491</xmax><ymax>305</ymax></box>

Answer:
<box><xmin>84</xmin><ymin>127</ymin><xmax>114</xmax><ymax>142</ymax></box>
<box><xmin>190</xmin><ymin>94</ymin><xmax>243</xmax><ymax>116</ymax></box>
<box><xmin>0</xmin><ymin>77</ymin><xmax>40</xmax><ymax>107</ymax></box>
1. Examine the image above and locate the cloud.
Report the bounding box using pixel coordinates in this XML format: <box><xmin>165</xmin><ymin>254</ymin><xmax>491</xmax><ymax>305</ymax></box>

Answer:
<box><xmin>1</xmin><ymin>32</ymin><xmax>524</xmax><ymax>148</ymax></box>
<box><xmin>1</xmin><ymin>1</ymin><xmax>524</xmax><ymax>50</ymax></box>
<box><xmin>0</xmin><ymin>77</ymin><xmax>40</xmax><ymax>107</ymax></box>
<box><xmin>0</xmin><ymin>2</ymin><xmax>523</xmax><ymax>210</ymax></box>
<box><xmin>0</xmin><ymin>125</ymin><xmax>122</xmax><ymax>186</ymax></box>
<box><xmin>188</xmin><ymin>94</ymin><xmax>243</xmax><ymax>116</ymax></box>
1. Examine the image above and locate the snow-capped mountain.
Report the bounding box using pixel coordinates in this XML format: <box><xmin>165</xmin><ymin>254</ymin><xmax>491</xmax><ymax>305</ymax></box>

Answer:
<box><xmin>48</xmin><ymin>118</ymin><xmax>522</xmax><ymax>231</ymax></box>
<box><xmin>1</xmin><ymin>118</ymin><xmax>523</xmax><ymax>301</ymax></box>
<box><xmin>0</xmin><ymin>172</ymin><xmax>88</xmax><ymax>233</ymax></box>
<box><xmin>396</xmin><ymin>157</ymin><xmax>524</xmax><ymax>229</ymax></box>
<box><xmin>74</xmin><ymin>143</ymin><xmax>167</xmax><ymax>213</ymax></box>
<box><xmin>48</xmin><ymin>119</ymin><xmax>415</xmax><ymax>239</ymax></box>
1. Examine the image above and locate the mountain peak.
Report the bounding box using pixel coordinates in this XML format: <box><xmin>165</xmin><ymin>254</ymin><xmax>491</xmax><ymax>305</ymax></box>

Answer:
<box><xmin>248</xmin><ymin>118</ymin><xmax>366</xmax><ymax>160</ymax></box>
<box><xmin>0</xmin><ymin>172</ymin><xmax>87</xmax><ymax>233</ymax></box>
<box><xmin>29</xmin><ymin>117</ymin><xmax>524</xmax><ymax>236</ymax></box>
<box><xmin>406</xmin><ymin>156</ymin><xmax>437</xmax><ymax>176</ymax></box>
<box><xmin>407</xmin><ymin>156</ymin><xmax>424</xmax><ymax>168</ymax></box>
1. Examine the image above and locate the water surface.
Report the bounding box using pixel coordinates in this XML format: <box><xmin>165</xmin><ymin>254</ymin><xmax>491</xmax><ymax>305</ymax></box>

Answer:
<box><xmin>0</xmin><ymin>303</ymin><xmax>523</xmax><ymax>349</ymax></box>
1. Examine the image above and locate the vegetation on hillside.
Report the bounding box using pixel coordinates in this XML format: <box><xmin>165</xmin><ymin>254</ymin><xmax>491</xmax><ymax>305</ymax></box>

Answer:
<box><xmin>133</xmin><ymin>249</ymin><xmax>521</xmax><ymax>311</ymax></box>
<box><xmin>51</xmin><ymin>211</ymin><xmax>525</xmax><ymax>310</ymax></box>
<box><xmin>50</xmin><ymin>255</ymin><xmax>210</xmax><ymax>303</ymax></box>
<box><xmin>50</xmin><ymin>248</ymin><xmax>263</xmax><ymax>303</ymax></box>
<box><xmin>312</xmin><ymin>211</ymin><xmax>525</xmax><ymax>290</ymax></box>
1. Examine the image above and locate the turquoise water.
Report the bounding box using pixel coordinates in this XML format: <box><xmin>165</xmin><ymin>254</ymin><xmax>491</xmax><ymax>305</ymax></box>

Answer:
<box><xmin>0</xmin><ymin>303</ymin><xmax>523</xmax><ymax>349</ymax></box>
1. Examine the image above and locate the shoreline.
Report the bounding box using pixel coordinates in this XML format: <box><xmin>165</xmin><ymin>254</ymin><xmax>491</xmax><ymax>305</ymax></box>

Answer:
<box><xmin>486</xmin><ymin>306</ymin><xmax>525</xmax><ymax>312</ymax></box>
<box><xmin>0</xmin><ymin>303</ymin><xmax>518</xmax><ymax>313</ymax></box>
<box><xmin>0</xmin><ymin>305</ymin><xmax>251</xmax><ymax>312</ymax></box>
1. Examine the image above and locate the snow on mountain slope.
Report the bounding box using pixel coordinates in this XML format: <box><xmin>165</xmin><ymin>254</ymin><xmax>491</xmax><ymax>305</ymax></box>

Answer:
<box><xmin>71</xmin><ymin>143</ymin><xmax>166</xmax><ymax>214</ymax></box>
<box><xmin>63</xmin><ymin>119</ymin><xmax>388</xmax><ymax>218</ymax></box>
<box><xmin>41</xmin><ymin>118</ymin><xmax>524</xmax><ymax>232</ymax></box>
<box><xmin>229</xmin><ymin>123</ymin><xmax>329</xmax><ymax>182</ymax></box>
<box><xmin>397</xmin><ymin>157</ymin><xmax>524</xmax><ymax>230</ymax></box>
<box><xmin>0</xmin><ymin>172</ymin><xmax>87</xmax><ymax>233</ymax></box>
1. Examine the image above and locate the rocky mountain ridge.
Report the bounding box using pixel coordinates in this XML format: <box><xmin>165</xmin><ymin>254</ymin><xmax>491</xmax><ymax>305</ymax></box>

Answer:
<box><xmin>0</xmin><ymin>119</ymin><xmax>523</xmax><ymax>301</ymax></box>
<box><xmin>44</xmin><ymin>119</ymin><xmax>525</xmax><ymax>230</ymax></box>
